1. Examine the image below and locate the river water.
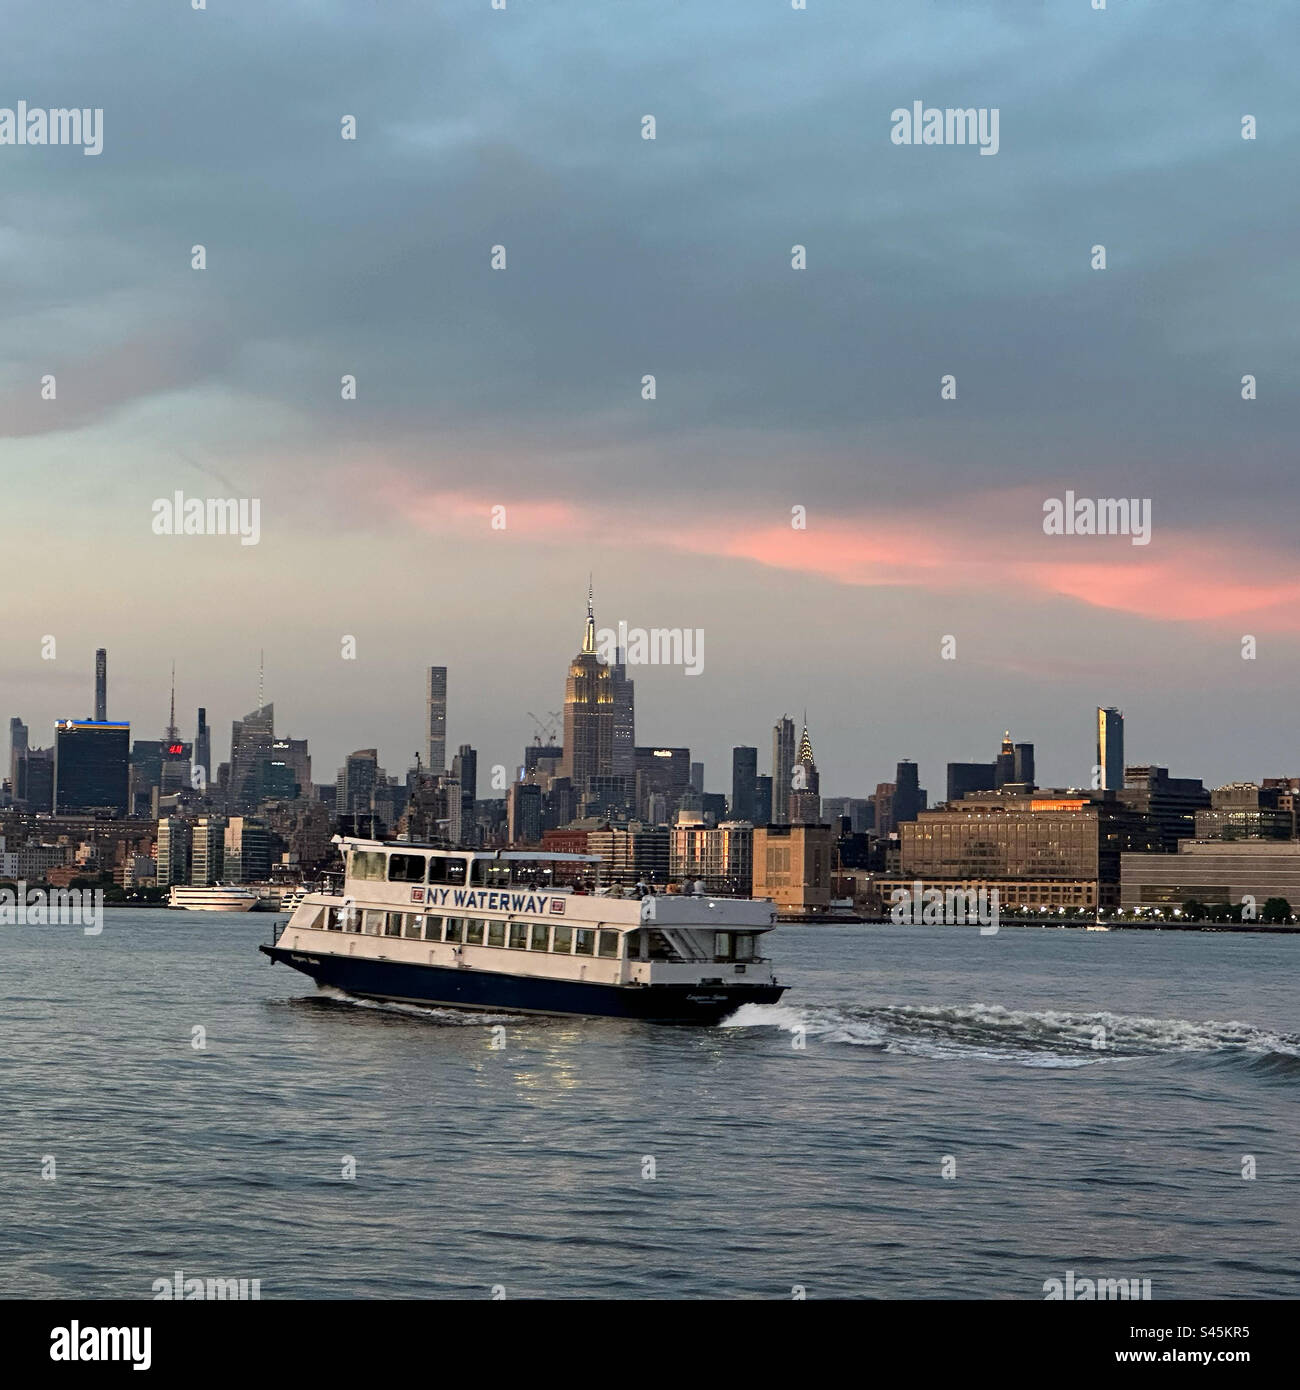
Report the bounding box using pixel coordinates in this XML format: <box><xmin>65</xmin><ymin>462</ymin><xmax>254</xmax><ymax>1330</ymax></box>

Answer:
<box><xmin>4</xmin><ymin>912</ymin><xmax>1297</xmax><ymax>1299</ymax></box>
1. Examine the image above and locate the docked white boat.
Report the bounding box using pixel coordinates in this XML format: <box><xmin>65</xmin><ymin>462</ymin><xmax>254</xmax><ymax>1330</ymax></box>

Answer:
<box><xmin>261</xmin><ymin>837</ymin><xmax>786</xmax><ymax>1023</ymax></box>
<box><xmin>169</xmin><ymin>885</ymin><xmax>261</xmax><ymax>912</ymax></box>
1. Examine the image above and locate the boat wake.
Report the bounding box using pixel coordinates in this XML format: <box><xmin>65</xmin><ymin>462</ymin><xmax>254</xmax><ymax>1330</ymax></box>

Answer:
<box><xmin>313</xmin><ymin>986</ymin><xmax>526</xmax><ymax>1027</ymax></box>
<box><xmin>721</xmin><ymin>1000</ymin><xmax>1300</xmax><ymax>1070</ymax></box>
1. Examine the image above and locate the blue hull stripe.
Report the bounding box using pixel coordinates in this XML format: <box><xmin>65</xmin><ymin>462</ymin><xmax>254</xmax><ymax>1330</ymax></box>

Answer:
<box><xmin>261</xmin><ymin>946</ymin><xmax>784</xmax><ymax>1022</ymax></box>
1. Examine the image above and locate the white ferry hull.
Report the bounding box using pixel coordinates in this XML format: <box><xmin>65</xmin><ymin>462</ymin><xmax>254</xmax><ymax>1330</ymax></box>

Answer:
<box><xmin>169</xmin><ymin>888</ymin><xmax>261</xmax><ymax>912</ymax></box>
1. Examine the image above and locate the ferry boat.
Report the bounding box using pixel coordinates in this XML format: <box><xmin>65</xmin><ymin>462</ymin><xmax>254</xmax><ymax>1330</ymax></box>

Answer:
<box><xmin>260</xmin><ymin>837</ymin><xmax>786</xmax><ymax>1023</ymax></box>
<box><xmin>169</xmin><ymin>885</ymin><xmax>261</xmax><ymax>911</ymax></box>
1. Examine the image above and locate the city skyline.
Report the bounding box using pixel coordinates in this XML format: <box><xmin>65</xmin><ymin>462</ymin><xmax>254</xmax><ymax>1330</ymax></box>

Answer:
<box><xmin>4</xmin><ymin>4</ymin><xmax>1300</xmax><ymax>802</ymax></box>
<box><xmin>4</xmin><ymin>601</ymin><xmax>1294</xmax><ymax>806</ymax></box>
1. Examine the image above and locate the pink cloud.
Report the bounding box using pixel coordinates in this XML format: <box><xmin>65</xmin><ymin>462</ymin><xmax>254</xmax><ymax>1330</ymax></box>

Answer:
<box><xmin>379</xmin><ymin>476</ymin><xmax>1300</xmax><ymax>630</ymax></box>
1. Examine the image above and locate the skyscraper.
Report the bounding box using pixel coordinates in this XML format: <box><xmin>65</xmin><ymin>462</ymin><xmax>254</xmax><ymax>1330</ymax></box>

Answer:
<box><xmin>9</xmin><ymin>717</ymin><xmax>28</xmax><ymax>799</ymax></box>
<box><xmin>426</xmin><ymin>667</ymin><xmax>447</xmax><ymax>773</ymax></box>
<box><xmin>611</xmin><ymin>646</ymin><xmax>636</xmax><ymax>778</ymax></box>
<box><xmin>54</xmin><ymin>719</ymin><xmax>130</xmax><ymax>814</ymax></box>
<box><xmin>690</xmin><ymin>761</ymin><xmax>705</xmax><ymax>795</ymax></box>
<box><xmin>194</xmin><ymin>708</ymin><xmax>210</xmax><ymax>789</ymax></box>
<box><xmin>452</xmin><ymin>744</ymin><xmax>477</xmax><ymax>844</ymax></box>
<box><xmin>1097</xmin><ymin>707</ymin><xmax>1124</xmax><ymax>791</ymax></box>
<box><xmin>790</xmin><ymin>722</ymin><xmax>821</xmax><ymax>824</ymax></box>
<box><xmin>995</xmin><ymin>732</ymin><xmax>1016</xmax><ymax>789</ymax></box>
<box><xmin>947</xmin><ymin>761</ymin><xmax>996</xmax><ymax>804</ymax></box>
<box><xmin>229</xmin><ymin>703</ymin><xmax>275</xmax><ymax>811</ymax></box>
<box><xmin>1013</xmin><ymin>742</ymin><xmax>1035</xmax><ymax>787</ymax></box>
<box><xmin>771</xmin><ymin>715</ymin><xmax>796</xmax><ymax>825</ymax></box>
<box><xmin>336</xmin><ymin>749</ymin><xmax>380</xmax><ymax>818</ymax></box>
<box><xmin>560</xmin><ymin>585</ymin><xmax>614</xmax><ymax>794</ymax></box>
<box><xmin>754</xmin><ymin>774</ymin><xmax>773</xmax><ymax>825</ymax></box>
<box><xmin>731</xmin><ymin>746</ymin><xmax>758</xmax><ymax>821</ymax></box>
<box><xmin>94</xmin><ymin>648</ymin><xmax>107</xmax><ymax>722</ymax></box>
<box><xmin>892</xmin><ymin>759</ymin><xmax>925</xmax><ymax>827</ymax></box>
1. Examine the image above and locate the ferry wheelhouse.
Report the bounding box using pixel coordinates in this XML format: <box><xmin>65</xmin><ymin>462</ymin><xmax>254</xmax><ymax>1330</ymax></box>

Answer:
<box><xmin>260</xmin><ymin>837</ymin><xmax>785</xmax><ymax>1022</ymax></box>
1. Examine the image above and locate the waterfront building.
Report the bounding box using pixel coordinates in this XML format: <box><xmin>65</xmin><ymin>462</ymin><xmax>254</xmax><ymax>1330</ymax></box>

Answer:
<box><xmin>223</xmin><ymin>817</ymin><xmax>271</xmax><ymax>884</ymax></box>
<box><xmin>893</xmin><ymin>787</ymin><xmax>1160</xmax><ymax>909</ymax></box>
<box><xmin>156</xmin><ymin>816</ymin><xmax>191</xmax><ymax>887</ymax></box>
<box><xmin>752</xmin><ymin>823</ymin><xmax>834</xmax><ymax>915</ymax></box>
<box><xmin>670</xmin><ymin>820</ymin><xmax>754</xmax><ymax>895</ymax></box>
<box><xmin>190</xmin><ymin>816</ymin><xmax>226</xmax><ymax>886</ymax></box>
<box><xmin>1120</xmin><ymin>840</ymin><xmax>1300</xmax><ymax>910</ymax></box>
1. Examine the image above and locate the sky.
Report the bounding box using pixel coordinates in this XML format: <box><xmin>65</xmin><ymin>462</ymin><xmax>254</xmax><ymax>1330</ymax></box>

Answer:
<box><xmin>3</xmin><ymin>0</ymin><xmax>1299</xmax><ymax>797</ymax></box>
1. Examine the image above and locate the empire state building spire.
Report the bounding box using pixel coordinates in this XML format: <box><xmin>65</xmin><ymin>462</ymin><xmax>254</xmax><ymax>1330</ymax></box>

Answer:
<box><xmin>582</xmin><ymin>576</ymin><xmax>596</xmax><ymax>654</ymax></box>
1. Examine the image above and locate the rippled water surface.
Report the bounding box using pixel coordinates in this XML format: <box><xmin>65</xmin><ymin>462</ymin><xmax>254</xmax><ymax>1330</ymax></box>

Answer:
<box><xmin>4</xmin><ymin>913</ymin><xmax>1298</xmax><ymax>1298</ymax></box>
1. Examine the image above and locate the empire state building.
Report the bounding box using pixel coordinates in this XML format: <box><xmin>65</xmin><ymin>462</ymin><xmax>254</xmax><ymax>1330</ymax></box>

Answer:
<box><xmin>560</xmin><ymin>584</ymin><xmax>614</xmax><ymax>792</ymax></box>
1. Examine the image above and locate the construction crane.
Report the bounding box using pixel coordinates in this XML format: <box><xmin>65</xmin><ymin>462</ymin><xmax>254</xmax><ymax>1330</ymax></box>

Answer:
<box><xmin>527</xmin><ymin>711</ymin><xmax>561</xmax><ymax>747</ymax></box>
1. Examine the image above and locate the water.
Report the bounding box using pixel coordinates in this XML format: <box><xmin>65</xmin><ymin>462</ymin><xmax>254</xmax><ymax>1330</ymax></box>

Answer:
<box><xmin>4</xmin><ymin>912</ymin><xmax>1298</xmax><ymax>1299</ymax></box>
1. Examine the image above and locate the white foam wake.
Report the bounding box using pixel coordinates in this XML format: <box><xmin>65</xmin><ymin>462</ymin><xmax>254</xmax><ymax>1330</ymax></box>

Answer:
<box><xmin>721</xmin><ymin>1000</ymin><xmax>1300</xmax><ymax>1068</ymax></box>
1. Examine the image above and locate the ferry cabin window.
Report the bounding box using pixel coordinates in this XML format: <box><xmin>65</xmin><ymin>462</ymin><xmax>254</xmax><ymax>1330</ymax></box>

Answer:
<box><xmin>349</xmin><ymin>850</ymin><xmax>387</xmax><ymax>881</ymax></box>
<box><xmin>404</xmin><ymin>914</ymin><xmax>424</xmax><ymax>939</ymax></box>
<box><xmin>342</xmin><ymin>905</ymin><xmax>361</xmax><ymax>934</ymax></box>
<box><xmin>388</xmin><ymin>853</ymin><xmax>428</xmax><ymax>884</ymax></box>
<box><xmin>465</xmin><ymin>919</ymin><xmax>486</xmax><ymax>946</ymax></box>
<box><xmin>481</xmin><ymin>862</ymin><xmax>511</xmax><ymax>888</ymax></box>
<box><xmin>326</xmin><ymin>907</ymin><xmax>345</xmax><ymax>931</ymax></box>
<box><xmin>443</xmin><ymin>918</ymin><xmax>464</xmax><ymax>943</ymax></box>
<box><xmin>427</xmin><ymin>856</ymin><xmax>467</xmax><ymax>886</ymax></box>
<box><xmin>714</xmin><ymin>932</ymin><xmax>733</xmax><ymax>961</ymax></box>
<box><xmin>423</xmin><ymin>916</ymin><xmax>443</xmax><ymax>942</ymax></box>
<box><xmin>508</xmin><ymin>923</ymin><xmax>528</xmax><ymax>950</ymax></box>
<box><xmin>487</xmin><ymin>920</ymin><xmax>506</xmax><ymax>948</ymax></box>
<box><xmin>529</xmin><ymin>923</ymin><xmax>549</xmax><ymax>950</ymax></box>
<box><xmin>597</xmin><ymin>930</ymin><xmax>620</xmax><ymax>959</ymax></box>
<box><xmin>735</xmin><ymin>933</ymin><xmax>755</xmax><ymax>961</ymax></box>
<box><xmin>551</xmin><ymin>925</ymin><xmax>573</xmax><ymax>954</ymax></box>
<box><xmin>363</xmin><ymin>909</ymin><xmax>385</xmax><ymax>936</ymax></box>
<box><xmin>384</xmin><ymin>912</ymin><xmax>404</xmax><ymax>937</ymax></box>
<box><xmin>574</xmin><ymin>928</ymin><xmax>596</xmax><ymax>956</ymax></box>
